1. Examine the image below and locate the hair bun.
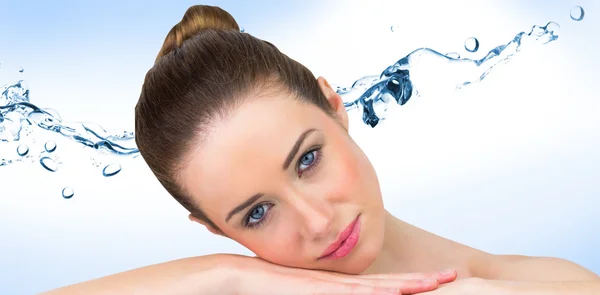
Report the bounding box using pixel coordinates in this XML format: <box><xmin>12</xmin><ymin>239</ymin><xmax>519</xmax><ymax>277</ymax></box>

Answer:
<box><xmin>156</xmin><ymin>5</ymin><xmax>240</xmax><ymax>62</ymax></box>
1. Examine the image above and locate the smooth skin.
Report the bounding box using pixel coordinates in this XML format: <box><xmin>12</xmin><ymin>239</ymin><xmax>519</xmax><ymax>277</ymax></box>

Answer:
<box><xmin>41</xmin><ymin>77</ymin><xmax>599</xmax><ymax>294</ymax></box>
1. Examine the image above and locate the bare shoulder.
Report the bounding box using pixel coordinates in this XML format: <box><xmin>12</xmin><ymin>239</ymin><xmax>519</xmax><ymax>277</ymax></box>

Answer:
<box><xmin>469</xmin><ymin>254</ymin><xmax>600</xmax><ymax>281</ymax></box>
<box><xmin>391</xmin><ymin>220</ymin><xmax>597</xmax><ymax>281</ymax></box>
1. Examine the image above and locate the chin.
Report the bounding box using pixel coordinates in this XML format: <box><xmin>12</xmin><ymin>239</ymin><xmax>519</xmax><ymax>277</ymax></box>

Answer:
<box><xmin>359</xmin><ymin>233</ymin><xmax>385</xmax><ymax>272</ymax></box>
<box><xmin>337</xmin><ymin>219</ymin><xmax>385</xmax><ymax>274</ymax></box>
<box><xmin>342</xmin><ymin>248</ymin><xmax>380</xmax><ymax>274</ymax></box>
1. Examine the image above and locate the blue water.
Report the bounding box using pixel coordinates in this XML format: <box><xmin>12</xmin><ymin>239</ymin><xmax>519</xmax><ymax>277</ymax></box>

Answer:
<box><xmin>0</xmin><ymin>3</ymin><xmax>597</xmax><ymax>295</ymax></box>
<box><xmin>0</xmin><ymin>21</ymin><xmax>561</xmax><ymax>183</ymax></box>
<box><xmin>0</xmin><ymin>17</ymin><xmax>568</xmax><ymax>200</ymax></box>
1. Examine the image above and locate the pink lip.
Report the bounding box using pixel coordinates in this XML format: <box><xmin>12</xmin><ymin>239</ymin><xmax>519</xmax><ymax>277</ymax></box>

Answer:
<box><xmin>318</xmin><ymin>215</ymin><xmax>361</xmax><ymax>260</ymax></box>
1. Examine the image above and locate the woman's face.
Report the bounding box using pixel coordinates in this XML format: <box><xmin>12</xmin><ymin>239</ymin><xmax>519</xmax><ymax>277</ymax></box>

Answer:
<box><xmin>180</xmin><ymin>78</ymin><xmax>385</xmax><ymax>274</ymax></box>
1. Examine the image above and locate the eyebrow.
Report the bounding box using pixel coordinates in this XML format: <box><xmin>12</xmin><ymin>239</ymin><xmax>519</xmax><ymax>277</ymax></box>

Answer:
<box><xmin>225</xmin><ymin>128</ymin><xmax>317</xmax><ymax>224</ymax></box>
<box><xmin>282</xmin><ymin>128</ymin><xmax>317</xmax><ymax>170</ymax></box>
<box><xmin>226</xmin><ymin>193</ymin><xmax>263</xmax><ymax>223</ymax></box>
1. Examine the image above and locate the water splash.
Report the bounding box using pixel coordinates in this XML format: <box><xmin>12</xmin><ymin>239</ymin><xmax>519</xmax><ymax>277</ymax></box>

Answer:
<box><xmin>335</xmin><ymin>21</ymin><xmax>559</xmax><ymax>127</ymax></box>
<box><xmin>0</xmin><ymin>20</ymin><xmax>561</xmax><ymax>175</ymax></box>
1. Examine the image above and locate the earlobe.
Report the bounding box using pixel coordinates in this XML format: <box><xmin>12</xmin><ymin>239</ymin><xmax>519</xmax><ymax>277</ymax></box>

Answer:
<box><xmin>317</xmin><ymin>76</ymin><xmax>349</xmax><ymax>131</ymax></box>
<box><xmin>188</xmin><ymin>214</ymin><xmax>223</xmax><ymax>236</ymax></box>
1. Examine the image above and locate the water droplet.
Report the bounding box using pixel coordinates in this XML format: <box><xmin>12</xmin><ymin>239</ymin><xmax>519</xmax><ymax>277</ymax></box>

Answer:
<box><xmin>102</xmin><ymin>163</ymin><xmax>122</xmax><ymax>177</ymax></box>
<box><xmin>44</xmin><ymin>141</ymin><xmax>57</xmax><ymax>152</ymax></box>
<box><xmin>40</xmin><ymin>157</ymin><xmax>58</xmax><ymax>172</ymax></box>
<box><xmin>240</xmin><ymin>27</ymin><xmax>245</xmax><ymax>33</ymax></box>
<box><xmin>90</xmin><ymin>157</ymin><xmax>101</xmax><ymax>167</ymax></box>
<box><xmin>18</xmin><ymin>67</ymin><xmax>24</xmax><ymax>73</ymax></box>
<box><xmin>62</xmin><ymin>187</ymin><xmax>74</xmax><ymax>199</ymax></box>
<box><xmin>570</xmin><ymin>6</ymin><xmax>585</xmax><ymax>21</ymax></box>
<box><xmin>17</xmin><ymin>144</ymin><xmax>29</xmax><ymax>156</ymax></box>
<box><xmin>464</xmin><ymin>37</ymin><xmax>479</xmax><ymax>52</ymax></box>
<box><xmin>390</xmin><ymin>24</ymin><xmax>400</xmax><ymax>32</ymax></box>
<box><xmin>446</xmin><ymin>52</ymin><xmax>461</xmax><ymax>59</ymax></box>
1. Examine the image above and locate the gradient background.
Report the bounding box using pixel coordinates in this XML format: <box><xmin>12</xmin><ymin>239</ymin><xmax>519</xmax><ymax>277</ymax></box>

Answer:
<box><xmin>1</xmin><ymin>0</ymin><xmax>599</xmax><ymax>294</ymax></box>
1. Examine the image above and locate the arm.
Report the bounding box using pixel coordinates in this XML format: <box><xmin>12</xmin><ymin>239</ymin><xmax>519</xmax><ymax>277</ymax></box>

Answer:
<box><xmin>481</xmin><ymin>255</ymin><xmax>599</xmax><ymax>282</ymax></box>
<box><xmin>39</xmin><ymin>253</ymin><xmax>458</xmax><ymax>295</ymax></box>
<box><xmin>464</xmin><ymin>255</ymin><xmax>600</xmax><ymax>295</ymax></box>
<box><xmin>39</xmin><ymin>254</ymin><xmax>239</xmax><ymax>295</ymax></box>
<box><xmin>489</xmin><ymin>280</ymin><xmax>600</xmax><ymax>295</ymax></box>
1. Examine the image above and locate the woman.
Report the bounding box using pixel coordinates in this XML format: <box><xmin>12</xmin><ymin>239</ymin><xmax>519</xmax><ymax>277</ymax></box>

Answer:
<box><xmin>43</xmin><ymin>5</ymin><xmax>599</xmax><ymax>295</ymax></box>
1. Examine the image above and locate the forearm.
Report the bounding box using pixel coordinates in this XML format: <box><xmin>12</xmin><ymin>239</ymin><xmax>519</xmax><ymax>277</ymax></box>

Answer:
<box><xmin>492</xmin><ymin>280</ymin><xmax>600</xmax><ymax>295</ymax></box>
<box><xmin>479</xmin><ymin>255</ymin><xmax>600</xmax><ymax>282</ymax></box>
<box><xmin>39</xmin><ymin>254</ymin><xmax>240</xmax><ymax>295</ymax></box>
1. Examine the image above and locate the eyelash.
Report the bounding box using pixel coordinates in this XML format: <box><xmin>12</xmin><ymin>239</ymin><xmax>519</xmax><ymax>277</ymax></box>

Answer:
<box><xmin>243</xmin><ymin>203</ymin><xmax>273</xmax><ymax>229</ymax></box>
<box><xmin>297</xmin><ymin>147</ymin><xmax>323</xmax><ymax>177</ymax></box>
<box><xmin>243</xmin><ymin>147</ymin><xmax>324</xmax><ymax>229</ymax></box>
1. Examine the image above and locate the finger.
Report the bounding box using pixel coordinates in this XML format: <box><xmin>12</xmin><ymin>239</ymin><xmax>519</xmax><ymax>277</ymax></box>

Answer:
<box><xmin>322</xmin><ymin>270</ymin><xmax>430</xmax><ymax>281</ymax></box>
<box><xmin>321</xmin><ymin>277</ymin><xmax>440</xmax><ymax>294</ymax></box>
<box><xmin>396</xmin><ymin>279</ymin><xmax>440</xmax><ymax>294</ymax></box>
<box><xmin>313</xmin><ymin>280</ymin><xmax>423</xmax><ymax>295</ymax></box>
<box><xmin>359</xmin><ymin>269</ymin><xmax>457</xmax><ymax>283</ymax></box>
<box><xmin>436</xmin><ymin>269</ymin><xmax>457</xmax><ymax>284</ymax></box>
<box><xmin>393</xmin><ymin>279</ymin><xmax>440</xmax><ymax>294</ymax></box>
<box><xmin>310</xmin><ymin>271</ymin><xmax>435</xmax><ymax>288</ymax></box>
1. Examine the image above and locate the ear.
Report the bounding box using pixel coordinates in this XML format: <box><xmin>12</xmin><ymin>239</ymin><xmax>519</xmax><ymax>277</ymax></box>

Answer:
<box><xmin>188</xmin><ymin>214</ymin><xmax>225</xmax><ymax>237</ymax></box>
<box><xmin>317</xmin><ymin>76</ymin><xmax>349</xmax><ymax>131</ymax></box>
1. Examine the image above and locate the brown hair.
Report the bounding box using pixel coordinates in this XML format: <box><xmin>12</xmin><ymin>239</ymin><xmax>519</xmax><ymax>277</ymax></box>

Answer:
<box><xmin>134</xmin><ymin>5</ymin><xmax>334</xmax><ymax>232</ymax></box>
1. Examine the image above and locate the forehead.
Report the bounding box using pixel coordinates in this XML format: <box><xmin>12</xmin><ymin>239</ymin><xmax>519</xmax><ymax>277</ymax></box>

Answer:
<box><xmin>181</xmin><ymin>96</ymin><xmax>328</xmax><ymax>215</ymax></box>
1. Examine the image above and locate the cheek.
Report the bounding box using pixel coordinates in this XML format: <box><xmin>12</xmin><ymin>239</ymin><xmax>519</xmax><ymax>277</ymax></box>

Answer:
<box><xmin>240</xmin><ymin>225</ymin><xmax>303</xmax><ymax>264</ymax></box>
<box><xmin>323</xmin><ymin>137</ymin><xmax>370</xmax><ymax>201</ymax></box>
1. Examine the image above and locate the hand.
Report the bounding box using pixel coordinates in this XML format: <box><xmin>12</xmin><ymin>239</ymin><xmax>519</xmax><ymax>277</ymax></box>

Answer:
<box><xmin>417</xmin><ymin>277</ymin><xmax>491</xmax><ymax>295</ymax></box>
<box><xmin>230</xmin><ymin>256</ymin><xmax>458</xmax><ymax>294</ymax></box>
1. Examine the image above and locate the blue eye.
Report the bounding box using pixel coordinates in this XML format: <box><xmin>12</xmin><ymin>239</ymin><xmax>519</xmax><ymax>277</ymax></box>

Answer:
<box><xmin>250</xmin><ymin>205</ymin><xmax>265</xmax><ymax>220</ymax></box>
<box><xmin>245</xmin><ymin>203</ymin><xmax>272</xmax><ymax>228</ymax></box>
<box><xmin>298</xmin><ymin>150</ymin><xmax>317</xmax><ymax>170</ymax></box>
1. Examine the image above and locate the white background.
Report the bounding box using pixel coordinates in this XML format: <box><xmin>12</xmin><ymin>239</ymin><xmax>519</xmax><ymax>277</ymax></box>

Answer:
<box><xmin>0</xmin><ymin>1</ymin><xmax>598</xmax><ymax>294</ymax></box>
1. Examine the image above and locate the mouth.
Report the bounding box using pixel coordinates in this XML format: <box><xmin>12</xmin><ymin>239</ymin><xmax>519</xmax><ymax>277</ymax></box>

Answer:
<box><xmin>318</xmin><ymin>214</ymin><xmax>361</xmax><ymax>260</ymax></box>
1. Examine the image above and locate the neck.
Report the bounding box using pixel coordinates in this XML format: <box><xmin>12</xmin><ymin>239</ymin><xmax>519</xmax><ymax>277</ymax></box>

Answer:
<box><xmin>362</xmin><ymin>211</ymin><xmax>485</xmax><ymax>276</ymax></box>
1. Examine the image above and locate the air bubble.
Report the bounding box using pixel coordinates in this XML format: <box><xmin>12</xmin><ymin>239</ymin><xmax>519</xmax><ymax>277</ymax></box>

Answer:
<box><xmin>390</xmin><ymin>24</ymin><xmax>400</xmax><ymax>32</ymax></box>
<box><xmin>102</xmin><ymin>163</ymin><xmax>122</xmax><ymax>177</ymax></box>
<box><xmin>570</xmin><ymin>6</ymin><xmax>585</xmax><ymax>21</ymax></box>
<box><xmin>464</xmin><ymin>37</ymin><xmax>479</xmax><ymax>53</ymax></box>
<box><xmin>62</xmin><ymin>187</ymin><xmax>74</xmax><ymax>199</ymax></box>
<box><xmin>17</xmin><ymin>144</ymin><xmax>29</xmax><ymax>156</ymax></box>
<box><xmin>40</xmin><ymin>157</ymin><xmax>58</xmax><ymax>172</ymax></box>
<box><xmin>545</xmin><ymin>22</ymin><xmax>560</xmax><ymax>34</ymax></box>
<box><xmin>446</xmin><ymin>52</ymin><xmax>461</xmax><ymax>59</ymax></box>
<box><xmin>18</xmin><ymin>67</ymin><xmax>24</xmax><ymax>73</ymax></box>
<box><xmin>44</xmin><ymin>141</ymin><xmax>57</xmax><ymax>152</ymax></box>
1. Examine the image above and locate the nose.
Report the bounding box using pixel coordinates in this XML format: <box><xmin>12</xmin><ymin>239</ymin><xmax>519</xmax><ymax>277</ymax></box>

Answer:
<box><xmin>289</xmin><ymin>191</ymin><xmax>335</xmax><ymax>240</ymax></box>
